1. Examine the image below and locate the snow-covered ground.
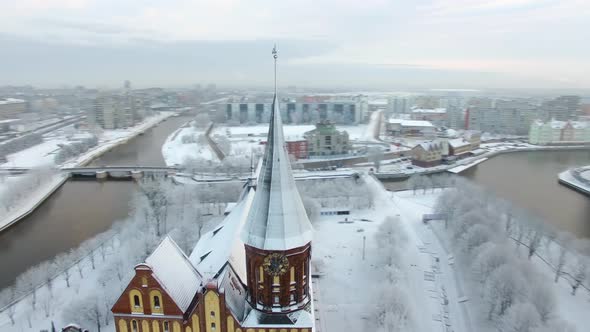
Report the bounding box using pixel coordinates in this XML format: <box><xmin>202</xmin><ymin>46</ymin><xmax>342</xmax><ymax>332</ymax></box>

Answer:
<box><xmin>162</xmin><ymin>122</ymin><xmax>371</xmax><ymax>167</ymax></box>
<box><xmin>314</xmin><ymin>176</ymin><xmax>471</xmax><ymax>332</ymax></box>
<box><xmin>391</xmin><ymin>189</ymin><xmax>590</xmax><ymax>332</ymax></box>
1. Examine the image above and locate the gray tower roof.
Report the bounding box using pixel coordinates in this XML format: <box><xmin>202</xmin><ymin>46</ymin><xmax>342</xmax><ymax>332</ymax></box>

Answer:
<box><xmin>241</xmin><ymin>47</ymin><xmax>313</xmax><ymax>251</ymax></box>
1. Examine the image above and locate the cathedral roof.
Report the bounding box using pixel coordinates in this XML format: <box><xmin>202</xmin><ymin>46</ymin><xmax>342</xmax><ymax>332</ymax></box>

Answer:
<box><xmin>241</xmin><ymin>49</ymin><xmax>313</xmax><ymax>251</ymax></box>
<box><xmin>145</xmin><ymin>236</ymin><xmax>202</xmax><ymax>312</ymax></box>
<box><xmin>189</xmin><ymin>189</ymin><xmax>255</xmax><ymax>281</ymax></box>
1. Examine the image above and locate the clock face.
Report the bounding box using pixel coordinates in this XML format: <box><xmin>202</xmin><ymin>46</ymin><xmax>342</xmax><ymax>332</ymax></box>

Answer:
<box><xmin>262</xmin><ymin>253</ymin><xmax>289</xmax><ymax>277</ymax></box>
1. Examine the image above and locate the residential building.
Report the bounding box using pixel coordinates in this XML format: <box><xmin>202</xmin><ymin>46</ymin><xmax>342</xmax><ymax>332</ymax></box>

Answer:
<box><xmin>528</xmin><ymin>120</ymin><xmax>590</xmax><ymax>145</ymax></box>
<box><xmin>304</xmin><ymin>121</ymin><xmax>351</xmax><ymax>157</ymax></box>
<box><xmin>90</xmin><ymin>95</ymin><xmax>135</xmax><ymax>129</ymax></box>
<box><xmin>411</xmin><ymin>141</ymin><xmax>444</xmax><ymax>167</ymax></box>
<box><xmin>111</xmin><ymin>52</ymin><xmax>315</xmax><ymax>332</ymax></box>
<box><xmin>410</xmin><ymin>108</ymin><xmax>447</xmax><ymax>127</ymax></box>
<box><xmin>386</xmin><ymin>118</ymin><xmax>436</xmax><ymax>138</ymax></box>
<box><xmin>448</xmin><ymin>138</ymin><xmax>472</xmax><ymax>156</ymax></box>
<box><xmin>465</xmin><ymin>100</ymin><xmax>539</xmax><ymax>135</ymax></box>
<box><xmin>541</xmin><ymin>95</ymin><xmax>581</xmax><ymax>121</ymax></box>
<box><xmin>286</xmin><ymin>140</ymin><xmax>308</xmax><ymax>160</ymax></box>
<box><xmin>223</xmin><ymin>95</ymin><xmax>364</xmax><ymax>125</ymax></box>
<box><xmin>464</xmin><ymin>130</ymin><xmax>481</xmax><ymax>149</ymax></box>
<box><xmin>0</xmin><ymin>98</ymin><xmax>27</xmax><ymax>119</ymax></box>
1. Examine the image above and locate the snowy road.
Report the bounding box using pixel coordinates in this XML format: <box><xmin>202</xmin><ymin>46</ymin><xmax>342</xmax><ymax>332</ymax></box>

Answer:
<box><xmin>390</xmin><ymin>190</ymin><xmax>472</xmax><ymax>332</ymax></box>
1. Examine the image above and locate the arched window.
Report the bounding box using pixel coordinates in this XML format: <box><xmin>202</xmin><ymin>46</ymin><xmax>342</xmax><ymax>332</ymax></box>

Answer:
<box><xmin>134</xmin><ymin>295</ymin><xmax>140</xmax><ymax>307</ymax></box>
<box><xmin>129</xmin><ymin>289</ymin><xmax>144</xmax><ymax>313</ymax></box>
<box><xmin>150</xmin><ymin>290</ymin><xmax>164</xmax><ymax>314</ymax></box>
<box><xmin>163</xmin><ymin>321</ymin><xmax>170</xmax><ymax>332</ymax></box>
<box><xmin>131</xmin><ymin>320</ymin><xmax>138</xmax><ymax>332</ymax></box>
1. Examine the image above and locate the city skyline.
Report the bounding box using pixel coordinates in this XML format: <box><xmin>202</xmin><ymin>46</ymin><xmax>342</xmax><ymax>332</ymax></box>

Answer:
<box><xmin>1</xmin><ymin>0</ymin><xmax>589</xmax><ymax>89</ymax></box>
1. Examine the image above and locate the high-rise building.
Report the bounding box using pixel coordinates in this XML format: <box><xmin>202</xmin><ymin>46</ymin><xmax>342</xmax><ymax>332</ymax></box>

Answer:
<box><xmin>541</xmin><ymin>95</ymin><xmax>581</xmax><ymax>121</ymax></box>
<box><xmin>90</xmin><ymin>94</ymin><xmax>134</xmax><ymax>129</ymax></box>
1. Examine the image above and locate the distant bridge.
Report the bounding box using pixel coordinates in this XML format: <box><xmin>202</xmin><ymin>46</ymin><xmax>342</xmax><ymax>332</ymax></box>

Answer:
<box><xmin>62</xmin><ymin>166</ymin><xmax>181</xmax><ymax>180</ymax></box>
<box><xmin>0</xmin><ymin>165</ymin><xmax>360</xmax><ymax>182</ymax></box>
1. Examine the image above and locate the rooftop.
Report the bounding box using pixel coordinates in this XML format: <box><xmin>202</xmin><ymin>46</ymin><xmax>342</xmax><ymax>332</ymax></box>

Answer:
<box><xmin>144</xmin><ymin>236</ymin><xmax>202</xmax><ymax>312</ymax></box>
<box><xmin>388</xmin><ymin>118</ymin><xmax>435</xmax><ymax>127</ymax></box>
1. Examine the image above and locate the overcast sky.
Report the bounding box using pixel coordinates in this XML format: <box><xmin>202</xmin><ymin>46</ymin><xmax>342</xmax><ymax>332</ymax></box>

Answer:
<box><xmin>1</xmin><ymin>0</ymin><xmax>589</xmax><ymax>89</ymax></box>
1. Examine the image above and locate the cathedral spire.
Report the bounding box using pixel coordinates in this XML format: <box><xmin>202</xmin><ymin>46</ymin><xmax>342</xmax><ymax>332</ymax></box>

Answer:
<box><xmin>241</xmin><ymin>46</ymin><xmax>313</xmax><ymax>251</ymax></box>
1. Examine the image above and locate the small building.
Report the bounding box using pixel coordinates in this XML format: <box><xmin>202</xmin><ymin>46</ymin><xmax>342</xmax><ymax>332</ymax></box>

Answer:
<box><xmin>448</xmin><ymin>138</ymin><xmax>472</xmax><ymax>156</ymax></box>
<box><xmin>386</xmin><ymin>118</ymin><xmax>436</xmax><ymax>138</ymax></box>
<box><xmin>286</xmin><ymin>140</ymin><xmax>308</xmax><ymax>160</ymax></box>
<box><xmin>411</xmin><ymin>141</ymin><xmax>444</xmax><ymax>167</ymax></box>
<box><xmin>304</xmin><ymin>121</ymin><xmax>351</xmax><ymax>157</ymax></box>
<box><xmin>0</xmin><ymin>98</ymin><xmax>27</xmax><ymax>119</ymax></box>
<box><xmin>464</xmin><ymin>130</ymin><xmax>481</xmax><ymax>149</ymax></box>
<box><xmin>410</xmin><ymin>108</ymin><xmax>447</xmax><ymax>127</ymax></box>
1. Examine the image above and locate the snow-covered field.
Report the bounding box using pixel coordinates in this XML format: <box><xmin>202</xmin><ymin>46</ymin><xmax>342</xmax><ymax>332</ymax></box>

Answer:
<box><xmin>162</xmin><ymin>122</ymin><xmax>371</xmax><ymax>167</ymax></box>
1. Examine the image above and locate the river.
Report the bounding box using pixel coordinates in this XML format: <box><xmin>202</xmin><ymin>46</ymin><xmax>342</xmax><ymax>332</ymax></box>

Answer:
<box><xmin>382</xmin><ymin>149</ymin><xmax>590</xmax><ymax>237</ymax></box>
<box><xmin>0</xmin><ymin>123</ymin><xmax>589</xmax><ymax>289</ymax></box>
<box><xmin>0</xmin><ymin>115</ymin><xmax>190</xmax><ymax>289</ymax></box>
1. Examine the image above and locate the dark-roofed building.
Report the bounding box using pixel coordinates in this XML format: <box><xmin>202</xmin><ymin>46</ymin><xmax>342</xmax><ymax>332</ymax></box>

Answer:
<box><xmin>111</xmin><ymin>48</ymin><xmax>314</xmax><ymax>332</ymax></box>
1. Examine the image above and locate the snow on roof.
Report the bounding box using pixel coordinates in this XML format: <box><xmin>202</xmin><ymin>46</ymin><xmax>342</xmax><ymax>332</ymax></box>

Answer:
<box><xmin>0</xmin><ymin>98</ymin><xmax>25</xmax><ymax>105</ymax></box>
<box><xmin>241</xmin><ymin>306</ymin><xmax>314</xmax><ymax>328</ymax></box>
<box><xmin>218</xmin><ymin>267</ymin><xmax>248</xmax><ymax>321</ymax></box>
<box><xmin>414</xmin><ymin>141</ymin><xmax>443</xmax><ymax>151</ymax></box>
<box><xmin>145</xmin><ymin>236</ymin><xmax>202</xmax><ymax>312</ymax></box>
<box><xmin>388</xmin><ymin>118</ymin><xmax>434</xmax><ymax>127</ymax></box>
<box><xmin>534</xmin><ymin>119</ymin><xmax>589</xmax><ymax>129</ymax></box>
<box><xmin>448</xmin><ymin>138</ymin><xmax>471</xmax><ymax>148</ymax></box>
<box><xmin>368</xmin><ymin>99</ymin><xmax>388</xmax><ymax>105</ymax></box>
<box><xmin>411</xmin><ymin>108</ymin><xmax>446</xmax><ymax>113</ymax></box>
<box><xmin>241</xmin><ymin>92</ymin><xmax>313</xmax><ymax>251</ymax></box>
<box><xmin>190</xmin><ymin>189</ymin><xmax>255</xmax><ymax>281</ymax></box>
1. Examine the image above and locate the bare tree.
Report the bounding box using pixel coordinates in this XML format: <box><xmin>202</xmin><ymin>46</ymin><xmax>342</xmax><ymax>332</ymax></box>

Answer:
<box><xmin>374</xmin><ymin>284</ymin><xmax>411</xmax><ymax>332</ymax></box>
<box><xmin>485</xmin><ymin>265</ymin><xmax>528</xmax><ymax>319</ymax></box>
<box><xmin>529</xmin><ymin>283</ymin><xmax>556</xmax><ymax>323</ymax></box>
<box><xmin>0</xmin><ymin>287</ymin><xmax>17</xmax><ymax>325</ymax></box>
<box><xmin>54</xmin><ymin>252</ymin><xmax>74</xmax><ymax>288</ymax></box>
<box><xmin>63</xmin><ymin>295</ymin><xmax>105</xmax><ymax>332</ymax></box>
<box><xmin>526</xmin><ymin>228</ymin><xmax>544</xmax><ymax>260</ymax></box>
<box><xmin>500</xmin><ymin>302</ymin><xmax>541</xmax><ymax>332</ymax></box>
<box><xmin>570</xmin><ymin>256</ymin><xmax>588</xmax><ymax>296</ymax></box>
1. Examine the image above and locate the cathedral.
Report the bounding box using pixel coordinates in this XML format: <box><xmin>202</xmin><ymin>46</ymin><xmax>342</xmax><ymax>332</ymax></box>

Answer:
<box><xmin>111</xmin><ymin>48</ymin><xmax>315</xmax><ymax>332</ymax></box>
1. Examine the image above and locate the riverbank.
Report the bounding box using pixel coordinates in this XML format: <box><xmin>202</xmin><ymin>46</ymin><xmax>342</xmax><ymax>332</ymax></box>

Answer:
<box><xmin>0</xmin><ymin>112</ymin><xmax>175</xmax><ymax>233</ymax></box>
<box><xmin>375</xmin><ymin>143</ymin><xmax>590</xmax><ymax>180</ymax></box>
<box><xmin>558</xmin><ymin>166</ymin><xmax>590</xmax><ymax>196</ymax></box>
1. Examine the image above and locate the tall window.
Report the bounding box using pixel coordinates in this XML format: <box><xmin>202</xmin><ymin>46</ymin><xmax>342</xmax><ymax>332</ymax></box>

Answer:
<box><xmin>131</xmin><ymin>320</ymin><xmax>138</xmax><ymax>332</ymax></box>
<box><xmin>163</xmin><ymin>321</ymin><xmax>170</xmax><ymax>332</ymax></box>
<box><xmin>133</xmin><ymin>295</ymin><xmax>140</xmax><ymax>307</ymax></box>
<box><xmin>153</xmin><ymin>295</ymin><xmax>160</xmax><ymax>308</ymax></box>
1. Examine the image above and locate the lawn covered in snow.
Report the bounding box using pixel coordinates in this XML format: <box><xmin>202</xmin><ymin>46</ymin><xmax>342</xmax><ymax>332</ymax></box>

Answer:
<box><xmin>162</xmin><ymin>122</ymin><xmax>371</xmax><ymax>167</ymax></box>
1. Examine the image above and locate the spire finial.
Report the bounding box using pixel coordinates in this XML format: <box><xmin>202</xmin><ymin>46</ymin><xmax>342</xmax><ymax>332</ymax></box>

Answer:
<box><xmin>272</xmin><ymin>45</ymin><xmax>278</xmax><ymax>94</ymax></box>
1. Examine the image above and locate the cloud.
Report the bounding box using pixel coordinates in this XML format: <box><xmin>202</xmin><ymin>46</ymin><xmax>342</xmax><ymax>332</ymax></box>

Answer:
<box><xmin>0</xmin><ymin>0</ymin><xmax>588</xmax><ymax>88</ymax></box>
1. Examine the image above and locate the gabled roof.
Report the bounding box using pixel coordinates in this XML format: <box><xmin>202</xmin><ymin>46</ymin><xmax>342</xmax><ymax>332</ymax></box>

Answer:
<box><xmin>240</xmin><ymin>50</ymin><xmax>313</xmax><ymax>251</ymax></box>
<box><xmin>189</xmin><ymin>189</ymin><xmax>255</xmax><ymax>281</ymax></box>
<box><xmin>448</xmin><ymin>138</ymin><xmax>471</xmax><ymax>148</ymax></box>
<box><xmin>145</xmin><ymin>236</ymin><xmax>202</xmax><ymax>312</ymax></box>
<box><xmin>218</xmin><ymin>267</ymin><xmax>248</xmax><ymax>321</ymax></box>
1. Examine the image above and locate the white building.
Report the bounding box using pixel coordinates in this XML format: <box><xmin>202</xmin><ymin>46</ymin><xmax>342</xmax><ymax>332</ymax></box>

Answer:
<box><xmin>0</xmin><ymin>98</ymin><xmax>26</xmax><ymax>119</ymax></box>
<box><xmin>529</xmin><ymin>119</ymin><xmax>590</xmax><ymax>145</ymax></box>
<box><xmin>386</xmin><ymin>118</ymin><xmax>436</xmax><ymax>138</ymax></box>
